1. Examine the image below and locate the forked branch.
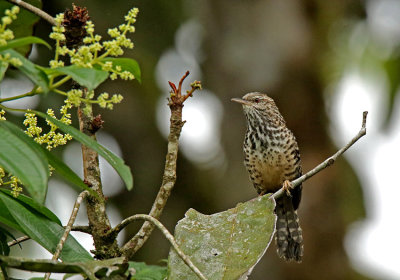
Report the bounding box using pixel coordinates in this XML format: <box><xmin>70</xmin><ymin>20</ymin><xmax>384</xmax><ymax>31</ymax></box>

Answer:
<box><xmin>121</xmin><ymin>71</ymin><xmax>202</xmax><ymax>259</ymax></box>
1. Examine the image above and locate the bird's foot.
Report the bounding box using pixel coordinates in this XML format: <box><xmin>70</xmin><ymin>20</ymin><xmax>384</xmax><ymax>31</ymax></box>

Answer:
<box><xmin>282</xmin><ymin>180</ymin><xmax>292</xmax><ymax>197</ymax></box>
<box><xmin>258</xmin><ymin>190</ymin><xmax>267</xmax><ymax>196</ymax></box>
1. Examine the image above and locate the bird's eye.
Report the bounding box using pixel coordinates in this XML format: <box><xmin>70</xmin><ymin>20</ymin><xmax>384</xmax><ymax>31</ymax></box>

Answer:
<box><xmin>254</xmin><ymin>98</ymin><xmax>260</xmax><ymax>103</ymax></box>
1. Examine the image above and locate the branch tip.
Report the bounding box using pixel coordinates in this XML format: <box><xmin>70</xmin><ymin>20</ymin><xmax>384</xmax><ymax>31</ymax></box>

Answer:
<box><xmin>168</xmin><ymin>71</ymin><xmax>202</xmax><ymax>106</ymax></box>
<box><xmin>272</xmin><ymin>110</ymin><xmax>368</xmax><ymax>200</ymax></box>
<box><xmin>178</xmin><ymin>71</ymin><xmax>190</xmax><ymax>94</ymax></box>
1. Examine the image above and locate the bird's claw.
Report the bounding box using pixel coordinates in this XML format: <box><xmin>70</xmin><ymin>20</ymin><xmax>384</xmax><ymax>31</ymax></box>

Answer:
<box><xmin>282</xmin><ymin>180</ymin><xmax>292</xmax><ymax>197</ymax></box>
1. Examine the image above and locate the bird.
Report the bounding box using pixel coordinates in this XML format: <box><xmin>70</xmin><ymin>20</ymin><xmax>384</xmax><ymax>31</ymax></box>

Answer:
<box><xmin>232</xmin><ymin>92</ymin><xmax>304</xmax><ymax>262</ymax></box>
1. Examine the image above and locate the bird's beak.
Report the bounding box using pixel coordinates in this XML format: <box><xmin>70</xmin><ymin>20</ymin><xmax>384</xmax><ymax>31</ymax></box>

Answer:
<box><xmin>231</xmin><ymin>98</ymin><xmax>251</xmax><ymax>106</ymax></box>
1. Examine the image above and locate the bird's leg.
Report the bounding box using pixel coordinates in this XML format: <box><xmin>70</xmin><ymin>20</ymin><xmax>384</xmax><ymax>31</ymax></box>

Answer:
<box><xmin>258</xmin><ymin>190</ymin><xmax>267</xmax><ymax>196</ymax></box>
<box><xmin>282</xmin><ymin>180</ymin><xmax>292</xmax><ymax>197</ymax></box>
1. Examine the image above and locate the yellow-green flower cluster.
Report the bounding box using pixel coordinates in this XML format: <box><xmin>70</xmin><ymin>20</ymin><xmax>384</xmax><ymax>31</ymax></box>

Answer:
<box><xmin>0</xmin><ymin>167</ymin><xmax>22</xmax><ymax>197</ymax></box>
<box><xmin>0</xmin><ymin>6</ymin><xmax>19</xmax><ymax>46</ymax></box>
<box><xmin>23</xmin><ymin>104</ymin><xmax>73</xmax><ymax>150</ymax></box>
<box><xmin>0</xmin><ymin>167</ymin><xmax>4</xmax><ymax>185</ymax></box>
<box><xmin>97</xmin><ymin>92</ymin><xmax>123</xmax><ymax>109</ymax></box>
<box><xmin>9</xmin><ymin>175</ymin><xmax>22</xmax><ymax>197</ymax></box>
<box><xmin>64</xmin><ymin>88</ymin><xmax>123</xmax><ymax>110</ymax></box>
<box><xmin>0</xmin><ymin>52</ymin><xmax>22</xmax><ymax>67</ymax></box>
<box><xmin>107</xmin><ymin>64</ymin><xmax>135</xmax><ymax>81</ymax></box>
<box><xmin>0</xmin><ymin>110</ymin><xmax>6</xmax><ymax>120</ymax></box>
<box><xmin>49</xmin><ymin>14</ymin><xmax>66</xmax><ymax>69</ymax></box>
<box><xmin>49</xmin><ymin>7</ymin><xmax>139</xmax><ymax>72</ymax></box>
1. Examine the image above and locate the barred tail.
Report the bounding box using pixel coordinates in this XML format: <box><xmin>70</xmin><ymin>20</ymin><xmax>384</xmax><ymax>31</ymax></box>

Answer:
<box><xmin>275</xmin><ymin>195</ymin><xmax>304</xmax><ymax>262</ymax></box>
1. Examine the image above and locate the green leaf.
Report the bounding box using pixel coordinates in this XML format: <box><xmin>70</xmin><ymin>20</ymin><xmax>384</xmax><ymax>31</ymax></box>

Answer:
<box><xmin>0</xmin><ymin>189</ymin><xmax>61</xmax><ymax>225</ymax></box>
<box><xmin>0</xmin><ymin>0</ymin><xmax>42</xmax><ymax>55</ymax></box>
<box><xmin>0</xmin><ymin>49</ymin><xmax>50</xmax><ymax>93</ymax></box>
<box><xmin>0</xmin><ymin>121</ymin><xmax>98</xmax><ymax>199</ymax></box>
<box><xmin>0</xmin><ymin>61</ymin><xmax>8</xmax><ymax>82</ymax></box>
<box><xmin>0</xmin><ymin>256</ymin><xmax>127</xmax><ymax>280</ymax></box>
<box><xmin>33</xmin><ymin>111</ymin><xmax>134</xmax><ymax>191</ymax></box>
<box><xmin>0</xmin><ymin>192</ymin><xmax>92</xmax><ymax>261</ymax></box>
<box><xmin>0</xmin><ymin>36</ymin><xmax>51</xmax><ymax>52</ymax></box>
<box><xmin>128</xmin><ymin>262</ymin><xmax>167</xmax><ymax>280</ymax></box>
<box><xmin>167</xmin><ymin>195</ymin><xmax>276</xmax><ymax>280</ymax></box>
<box><xmin>101</xmin><ymin>57</ymin><xmax>141</xmax><ymax>83</ymax></box>
<box><xmin>0</xmin><ymin>226</ymin><xmax>11</xmax><ymax>256</ymax></box>
<box><xmin>0</xmin><ymin>122</ymin><xmax>49</xmax><ymax>204</ymax></box>
<box><xmin>54</xmin><ymin>65</ymin><xmax>109</xmax><ymax>91</ymax></box>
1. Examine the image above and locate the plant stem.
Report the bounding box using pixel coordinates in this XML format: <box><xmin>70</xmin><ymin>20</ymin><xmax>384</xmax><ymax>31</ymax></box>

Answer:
<box><xmin>44</xmin><ymin>191</ymin><xmax>88</xmax><ymax>280</ymax></box>
<box><xmin>121</xmin><ymin>72</ymin><xmax>201</xmax><ymax>259</ymax></box>
<box><xmin>0</xmin><ymin>88</ymin><xmax>40</xmax><ymax>103</ymax></box>
<box><xmin>5</xmin><ymin>0</ymin><xmax>56</xmax><ymax>26</ymax></box>
<box><xmin>115</xmin><ymin>214</ymin><xmax>208</xmax><ymax>280</ymax></box>
<box><xmin>51</xmin><ymin>75</ymin><xmax>71</xmax><ymax>89</ymax></box>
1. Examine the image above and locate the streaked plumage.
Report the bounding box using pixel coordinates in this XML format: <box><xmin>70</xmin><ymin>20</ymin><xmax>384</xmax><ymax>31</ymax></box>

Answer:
<box><xmin>232</xmin><ymin>92</ymin><xmax>304</xmax><ymax>262</ymax></box>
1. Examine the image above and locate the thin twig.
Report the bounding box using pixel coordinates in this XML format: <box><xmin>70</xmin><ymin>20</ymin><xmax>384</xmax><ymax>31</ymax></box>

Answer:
<box><xmin>121</xmin><ymin>72</ymin><xmax>202</xmax><ymax>259</ymax></box>
<box><xmin>0</xmin><ymin>87</ymin><xmax>39</xmax><ymax>103</ymax></box>
<box><xmin>6</xmin><ymin>0</ymin><xmax>56</xmax><ymax>26</ymax></box>
<box><xmin>44</xmin><ymin>191</ymin><xmax>88</xmax><ymax>280</ymax></box>
<box><xmin>7</xmin><ymin>236</ymin><xmax>30</xmax><ymax>247</ymax></box>
<box><xmin>71</xmin><ymin>225</ymin><xmax>91</xmax><ymax>234</ymax></box>
<box><xmin>116</xmin><ymin>214</ymin><xmax>208</xmax><ymax>280</ymax></box>
<box><xmin>7</xmin><ymin>226</ymin><xmax>90</xmax><ymax>247</ymax></box>
<box><xmin>273</xmin><ymin>111</ymin><xmax>368</xmax><ymax>199</ymax></box>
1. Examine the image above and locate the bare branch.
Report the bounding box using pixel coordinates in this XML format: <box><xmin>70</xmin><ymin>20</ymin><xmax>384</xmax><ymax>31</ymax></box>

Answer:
<box><xmin>116</xmin><ymin>214</ymin><xmax>208</xmax><ymax>280</ymax></box>
<box><xmin>7</xmin><ymin>236</ymin><xmax>30</xmax><ymax>247</ymax></box>
<box><xmin>6</xmin><ymin>0</ymin><xmax>56</xmax><ymax>26</ymax></box>
<box><xmin>71</xmin><ymin>225</ymin><xmax>91</xmax><ymax>234</ymax></box>
<box><xmin>121</xmin><ymin>72</ymin><xmax>202</xmax><ymax>259</ymax></box>
<box><xmin>273</xmin><ymin>111</ymin><xmax>368</xmax><ymax>199</ymax></box>
<box><xmin>44</xmin><ymin>191</ymin><xmax>88</xmax><ymax>280</ymax></box>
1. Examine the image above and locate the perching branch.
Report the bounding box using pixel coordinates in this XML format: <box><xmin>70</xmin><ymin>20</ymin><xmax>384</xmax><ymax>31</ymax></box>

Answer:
<box><xmin>114</xmin><ymin>214</ymin><xmax>208</xmax><ymax>280</ymax></box>
<box><xmin>121</xmin><ymin>71</ymin><xmax>202</xmax><ymax>259</ymax></box>
<box><xmin>44</xmin><ymin>191</ymin><xmax>88</xmax><ymax>280</ymax></box>
<box><xmin>5</xmin><ymin>0</ymin><xmax>56</xmax><ymax>26</ymax></box>
<box><xmin>273</xmin><ymin>111</ymin><xmax>368</xmax><ymax>199</ymax></box>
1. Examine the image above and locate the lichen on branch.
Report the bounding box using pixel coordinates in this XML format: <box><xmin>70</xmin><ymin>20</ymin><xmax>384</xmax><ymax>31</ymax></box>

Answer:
<box><xmin>121</xmin><ymin>71</ymin><xmax>202</xmax><ymax>260</ymax></box>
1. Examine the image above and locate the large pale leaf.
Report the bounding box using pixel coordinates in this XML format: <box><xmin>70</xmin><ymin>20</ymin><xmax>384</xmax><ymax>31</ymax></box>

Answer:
<box><xmin>0</xmin><ymin>192</ymin><xmax>92</xmax><ymax>262</ymax></box>
<box><xmin>168</xmin><ymin>195</ymin><xmax>276</xmax><ymax>280</ymax></box>
<box><xmin>128</xmin><ymin>262</ymin><xmax>167</xmax><ymax>280</ymax></box>
<box><xmin>0</xmin><ymin>122</ymin><xmax>49</xmax><ymax>203</ymax></box>
<box><xmin>33</xmin><ymin>110</ymin><xmax>133</xmax><ymax>191</ymax></box>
